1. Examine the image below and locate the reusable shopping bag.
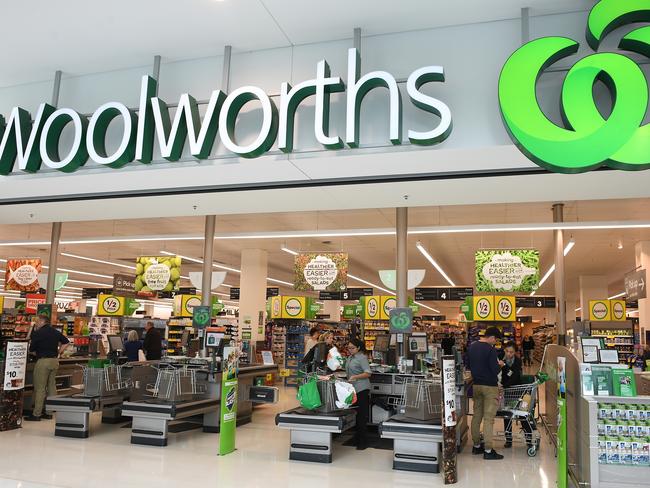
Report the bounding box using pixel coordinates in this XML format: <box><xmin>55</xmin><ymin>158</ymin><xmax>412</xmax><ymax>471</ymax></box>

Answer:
<box><xmin>297</xmin><ymin>377</ymin><xmax>322</xmax><ymax>410</ymax></box>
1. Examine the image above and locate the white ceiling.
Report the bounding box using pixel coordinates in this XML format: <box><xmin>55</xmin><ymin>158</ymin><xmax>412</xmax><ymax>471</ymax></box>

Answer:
<box><xmin>1</xmin><ymin>0</ymin><xmax>593</xmax><ymax>87</ymax></box>
<box><xmin>0</xmin><ymin>197</ymin><xmax>645</xmax><ymax>316</ymax></box>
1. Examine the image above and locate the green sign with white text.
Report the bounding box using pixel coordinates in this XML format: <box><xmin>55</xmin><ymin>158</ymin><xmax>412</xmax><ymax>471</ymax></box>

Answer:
<box><xmin>499</xmin><ymin>0</ymin><xmax>650</xmax><ymax>173</ymax></box>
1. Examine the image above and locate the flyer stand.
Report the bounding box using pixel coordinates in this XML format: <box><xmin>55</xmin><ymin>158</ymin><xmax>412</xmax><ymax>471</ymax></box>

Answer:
<box><xmin>0</xmin><ymin>340</ymin><xmax>29</xmax><ymax>431</ymax></box>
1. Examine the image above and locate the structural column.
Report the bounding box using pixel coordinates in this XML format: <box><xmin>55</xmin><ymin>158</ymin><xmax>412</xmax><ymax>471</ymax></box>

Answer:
<box><xmin>396</xmin><ymin>207</ymin><xmax>408</xmax><ymax>360</ymax></box>
<box><xmin>553</xmin><ymin>204</ymin><xmax>567</xmax><ymax>345</ymax></box>
<box><xmin>635</xmin><ymin>242</ymin><xmax>650</xmax><ymax>346</ymax></box>
<box><xmin>239</xmin><ymin>249</ymin><xmax>268</xmax><ymax>342</ymax></box>
<box><xmin>201</xmin><ymin>216</ymin><xmax>216</xmax><ymax>306</ymax></box>
<box><xmin>579</xmin><ymin>276</ymin><xmax>608</xmax><ymax>320</ymax></box>
<box><xmin>321</xmin><ymin>301</ymin><xmax>341</xmax><ymax>321</ymax></box>
<box><xmin>45</xmin><ymin>222</ymin><xmax>62</xmax><ymax>304</ymax></box>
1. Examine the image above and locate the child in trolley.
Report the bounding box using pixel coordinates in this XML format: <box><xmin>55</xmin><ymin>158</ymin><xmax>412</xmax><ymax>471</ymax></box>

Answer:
<box><xmin>497</xmin><ymin>342</ymin><xmax>541</xmax><ymax>456</ymax></box>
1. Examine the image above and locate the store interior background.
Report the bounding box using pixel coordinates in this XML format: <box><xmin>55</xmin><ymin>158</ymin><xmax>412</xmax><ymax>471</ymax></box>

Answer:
<box><xmin>1</xmin><ymin>198</ymin><xmax>648</xmax><ymax>344</ymax></box>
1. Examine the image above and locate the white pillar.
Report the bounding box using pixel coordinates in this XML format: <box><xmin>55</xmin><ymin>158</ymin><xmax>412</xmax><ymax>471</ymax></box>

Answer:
<box><xmin>579</xmin><ymin>276</ymin><xmax>608</xmax><ymax>320</ymax></box>
<box><xmin>321</xmin><ymin>300</ymin><xmax>341</xmax><ymax>321</ymax></box>
<box><xmin>635</xmin><ymin>242</ymin><xmax>650</xmax><ymax>346</ymax></box>
<box><xmin>239</xmin><ymin>249</ymin><xmax>268</xmax><ymax>342</ymax></box>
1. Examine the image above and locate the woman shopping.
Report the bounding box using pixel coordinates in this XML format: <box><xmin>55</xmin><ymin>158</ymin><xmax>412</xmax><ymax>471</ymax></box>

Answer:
<box><xmin>301</xmin><ymin>331</ymin><xmax>334</xmax><ymax>373</ymax></box>
<box><xmin>345</xmin><ymin>339</ymin><xmax>372</xmax><ymax>450</ymax></box>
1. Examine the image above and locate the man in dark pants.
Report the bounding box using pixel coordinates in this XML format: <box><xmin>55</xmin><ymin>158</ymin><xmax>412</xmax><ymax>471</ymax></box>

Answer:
<box><xmin>143</xmin><ymin>321</ymin><xmax>162</xmax><ymax>360</ymax></box>
<box><xmin>468</xmin><ymin>326</ymin><xmax>505</xmax><ymax>460</ymax></box>
<box><xmin>522</xmin><ymin>335</ymin><xmax>535</xmax><ymax>366</ymax></box>
<box><xmin>499</xmin><ymin>342</ymin><xmax>533</xmax><ymax>448</ymax></box>
<box><xmin>25</xmin><ymin>316</ymin><xmax>70</xmax><ymax>421</ymax></box>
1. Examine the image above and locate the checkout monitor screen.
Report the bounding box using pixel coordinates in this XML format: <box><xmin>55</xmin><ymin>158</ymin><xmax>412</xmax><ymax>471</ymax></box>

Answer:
<box><xmin>408</xmin><ymin>336</ymin><xmax>428</xmax><ymax>353</ymax></box>
<box><xmin>373</xmin><ymin>334</ymin><xmax>390</xmax><ymax>353</ymax></box>
<box><xmin>205</xmin><ymin>332</ymin><xmax>223</xmax><ymax>349</ymax></box>
<box><xmin>107</xmin><ymin>335</ymin><xmax>124</xmax><ymax>352</ymax></box>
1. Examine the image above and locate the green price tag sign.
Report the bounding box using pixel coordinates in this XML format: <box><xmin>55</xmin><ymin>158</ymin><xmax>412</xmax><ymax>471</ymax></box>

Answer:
<box><xmin>192</xmin><ymin>306</ymin><xmax>211</xmax><ymax>329</ymax></box>
<box><xmin>389</xmin><ymin>307</ymin><xmax>413</xmax><ymax>334</ymax></box>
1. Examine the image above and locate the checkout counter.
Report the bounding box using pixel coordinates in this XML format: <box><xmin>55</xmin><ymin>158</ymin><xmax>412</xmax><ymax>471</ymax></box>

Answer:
<box><xmin>47</xmin><ymin>331</ymin><xmax>278</xmax><ymax>446</ymax></box>
<box><xmin>276</xmin><ymin>332</ymin><xmax>468</xmax><ymax>470</ymax></box>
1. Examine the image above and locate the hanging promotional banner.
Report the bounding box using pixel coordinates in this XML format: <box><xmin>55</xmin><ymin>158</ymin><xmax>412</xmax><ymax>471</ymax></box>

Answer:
<box><xmin>4</xmin><ymin>258</ymin><xmax>42</xmax><ymax>292</ymax></box>
<box><xmin>294</xmin><ymin>252</ymin><xmax>348</xmax><ymax>292</ymax></box>
<box><xmin>475</xmin><ymin>250</ymin><xmax>539</xmax><ymax>292</ymax></box>
<box><xmin>378</xmin><ymin>269</ymin><xmax>426</xmax><ymax>291</ymax></box>
<box><xmin>219</xmin><ymin>346</ymin><xmax>239</xmax><ymax>456</ymax></box>
<box><xmin>389</xmin><ymin>308</ymin><xmax>413</xmax><ymax>334</ymax></box>
<box><xmin>135</xmin><ymin>256</ymin><xmax>182</xmax><ymax>297</ymax></box>
<box><xmin>113</xmin><ymin>273</ymin><xmax>136</xmax><ymax>298</ymax></box>
<box><xmin>3</xmin><ymin>341</ymin><xmax>29</xmax><ymax>391</ymax></box>
<box><xmin>25</xmin><ymin>294</ymin><xmax>46</xmax><ymax>314</ymax></box>
<box><xmin>37</xmin><ymin>273</ymin><xmax>68</xmax><ymax>291</ymax></box>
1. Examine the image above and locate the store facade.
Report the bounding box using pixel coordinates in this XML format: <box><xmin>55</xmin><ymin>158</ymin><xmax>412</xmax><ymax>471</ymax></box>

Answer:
<box><xmin>1</xmin><ymin>1</ymin><xmax>650</xmax><ymax>487</ymax></box>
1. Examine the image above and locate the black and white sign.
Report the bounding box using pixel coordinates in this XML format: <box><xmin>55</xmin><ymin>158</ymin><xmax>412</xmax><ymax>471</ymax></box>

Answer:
<box><xmin>266</xmin><ymin>288</ymin><xmax>280</xmax><ymax>298</ymax></box>
<box><xmin>515</xmin><ymin>296</ymin><xmax>556</xmax><ymax>309</ymax></box>
<box><xmin>229</xmin><ymin>288</ymin><xmax>240</xmax><ymax>300</ymax></box>
<box><xmin>81</xmin><ymin>288</ymin><xmax>113</xmax><ymax>299</ymax></box>
<box><xmin>318</xmin><ymin>287</ymin><xmax>373</xmax><ymax>301</ymax></box>
<box><xmin>624</xmin><ymin>269</ymin><xmax>646</xmax><ymax>301</ymax></box>
<box><xmin>3</xmin><ymin>341</ymin><xmax>28</xmax><ymax>391</ymax></box>
<box><xmin>113</xmin><ymin>273</ymin><xmax>136</xmax><ymax>298</ymax></box>
<box><xmin>159</xmin><ymin>287</ymin><xmax>196</xmax><ymax>299</ymax></box>
<box><xmin>442</xmin><ymin>357</ymin><xmax>457</xmax><ymax>427</ymax></box>
<box><xmin>415</xmin><ymin>287</ymin><xmax>474</xmax><ymax>301</ymax></box>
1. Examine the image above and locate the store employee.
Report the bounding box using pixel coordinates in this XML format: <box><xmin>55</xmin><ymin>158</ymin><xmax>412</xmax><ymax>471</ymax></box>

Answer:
<box><xmin>25</xmin><ymin>316</ymin><xmax>70</xmax><ymax>422</ymax></box>
<box><xmin>346</xmin><ymin>339</ymin><xmax>372</xmax><ymax>450</ymax></box>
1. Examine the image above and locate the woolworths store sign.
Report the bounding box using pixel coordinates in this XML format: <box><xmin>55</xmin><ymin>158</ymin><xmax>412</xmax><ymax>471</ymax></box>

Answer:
<box><xmin>1</xmin><ymin>0</ymin><xmax>648</xmax><ymax>178</ymax></box>
<box><xmin>0</xmin><ymin>48</ymin><xmax>451</xmax><ymax>175</ymax></box>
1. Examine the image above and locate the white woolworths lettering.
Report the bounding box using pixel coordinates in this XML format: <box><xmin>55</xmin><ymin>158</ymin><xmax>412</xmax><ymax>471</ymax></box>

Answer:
<box><xmin>0</xmin><ymin>48</ymin><xmax>452</xmax><ymax>175</ymax></box>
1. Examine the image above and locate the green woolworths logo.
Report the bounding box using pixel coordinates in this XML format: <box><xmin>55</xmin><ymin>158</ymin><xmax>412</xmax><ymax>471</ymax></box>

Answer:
<box><xmin>499</xmin><ymin>0</ymin><xmax>650</xmax><ymax>173</ymax></box>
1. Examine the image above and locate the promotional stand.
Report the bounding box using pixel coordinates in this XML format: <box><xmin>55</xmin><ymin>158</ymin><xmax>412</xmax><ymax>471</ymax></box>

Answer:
<box><xmin>0</xmin><ymin>340</ymin><xmax>29</xmax><ymax>431</ymax></box>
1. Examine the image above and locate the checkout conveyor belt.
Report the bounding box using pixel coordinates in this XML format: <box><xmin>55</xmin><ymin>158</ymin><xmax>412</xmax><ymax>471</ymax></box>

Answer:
<box><xmin>380</xmin><ymin>415</ymin><xmax>443</xmax><ymax>473</ymax></box>
<box><xmin>46</xmin><ymin>394</ymin><xmax>126</xmax><ymax>438</ymax></box>
<box><xmin>275</xmin><ymin>407</ymin><xmax>357</xmax><ymax>463</ymax></box>
<box><xmin>121</xmin><ymin>398</ymin><xmax>220</xmax><ymax>447</ymax></box>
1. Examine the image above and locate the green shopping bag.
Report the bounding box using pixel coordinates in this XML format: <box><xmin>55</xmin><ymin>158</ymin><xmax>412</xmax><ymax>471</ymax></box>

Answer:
<box><xmin>297</xmin><ymin>377</ymin><xmax>322</xmax><ymax>410</ymax></box>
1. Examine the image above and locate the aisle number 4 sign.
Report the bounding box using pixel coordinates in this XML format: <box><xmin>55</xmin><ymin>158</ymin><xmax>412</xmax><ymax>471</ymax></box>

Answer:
<box><xmin>472</xmin><ymin>296</ymin><xmax>515</xmax><ymax>321</ymax></box>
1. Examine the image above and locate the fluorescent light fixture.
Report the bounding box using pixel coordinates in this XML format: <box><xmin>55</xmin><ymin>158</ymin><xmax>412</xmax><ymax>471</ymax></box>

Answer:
<box><xmin>60</xmin><ymin>252</ymin><xmax>136</xmax><ymax>270</ymax></box>
<box><xmin>516</xmin><ymin>307</ymin><xmax>523</xmax><ymax>314</ymax></box>
<box><xmin>1</xmin><ymin>220</ymin><xmax>649</xmax><ymax>248</ymax></box>
<box><xmin>530</xmin><ymin>239</ymin><xmax>575</xmax><ymax>295</ymax></box>
<box><xmin>281</xmin><ymin>247</ymin><xmax>299</xmax><ymax>256</ymax></box>
<box><xmin>608</xmin><ymin>292</ymin><xmax>625</xmax><ymax>300</ymax></box>
<box><xmin>575</xmin><ymin>307</ymin><xmax>582</xmax><ymax>312</ymax></box>
<box><xmin>65</xmin><ymin>278</ymin><xmax>113</xmax><ymax>287</ymax></box>
<box><xmin>160</xmin><ymin>251</ymin><xmax>291</xmax><ymax>288</ymax></box>
<box><xmin>415</xmin><ymin>242</ymin><xmax>455</xmax><ymax>287</ymax></box>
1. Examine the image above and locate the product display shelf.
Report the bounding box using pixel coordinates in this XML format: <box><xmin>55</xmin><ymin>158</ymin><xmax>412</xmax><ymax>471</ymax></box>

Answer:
<box><xmin>582</xmin><ymin>395</ymin><xmax>650</xmax><ymax>487</ymax></box>
<box><xmin>284</xmin><ymin>321</ymin><xmax>310</xmax><ymax>387</ymax></box>
<box><xmin>590</xmin><ymin>323</ymin><xmax>635</xmax><ymax>364</ymax></box>
<box><xmin>467</xmin><ymin>322</ymin><xmax>515</xmax><ymax>350</ymax></box>
<box><xmin>363</xmin><ymin>319</ymin><xmax>389</xmax><ymax>351</ymax></box>
<box><xmin>271</xmin><ymin>323</ymin><xmax>286</xmax><ymax>370</ymax></box>
<box><xmin>166</xmin><ymin>317</ymin><xmax>193</xmax><ymax>355</ymax></box>
<box><xmin>532</xmin><ymin>325</ymin><xmax>556</xmax><ymax>363</ymax></box>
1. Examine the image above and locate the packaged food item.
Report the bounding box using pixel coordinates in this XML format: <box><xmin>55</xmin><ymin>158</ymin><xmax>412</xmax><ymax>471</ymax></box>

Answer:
<box><xmin>627</xmin><ymin>406</ymin><xmax>638</xmax><ymax>422</ymax></box>
<box><xmin>597</xmin><ymin>422</ymin><xmax>606</xmax><ymax>436</ymax></box>
<box><xmin>632</xmin><ymin>440</ymin><xmax>643</xmax><ymax>465</ymax></box>
<box><xmin>605</xmin><ymin>420</ymin><xmax>618</xmax><ymax>436</ymax></box>
<box><xmin>615</xmin><ymin>404</ymin><xmax>626</xmax><ymax>420</ymax></box>
<box><xmin>598</xmin><ymin>403</ymin><xmax>609</xmax><ymax>420</ymax></box>
<box><xmin>616</xmin><ymin>421</ymin><xmax>627</xmax><ymax>437</ymax></box>
<box><xmin>620</xmin><ymin>438</ymin><xmax>633</xmax><ymax>465</ymax></box>
<box><xmin>606</xmin><ymin>437</ymin><xmax>620</xmax><ymax>464</ymax></box>
<box><xmin>598</xmin><ymin>436</ymin><xmax>607</xmax><ymax>464</ymax></box>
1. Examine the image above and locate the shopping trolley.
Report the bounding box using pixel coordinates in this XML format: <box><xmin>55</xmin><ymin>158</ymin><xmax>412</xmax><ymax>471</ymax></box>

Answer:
<box><xmin>495</xmin><ymin>381</ymin><xmax>542</xmax><ymax>457</ymax></box>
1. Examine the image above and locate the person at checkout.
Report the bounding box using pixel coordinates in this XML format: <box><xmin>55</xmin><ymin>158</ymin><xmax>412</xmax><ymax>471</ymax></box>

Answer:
<box><xmin>301</xmin><ymin>331</ymin><xmax>334</xmax><ymax>373</ymax></box>
<box><xmin>124</xmin><ymin>330</ymin><xmax>144</xmax><ymax>362</ymax></box>
<box><xmin>498</xmin><ymin>342</ymin><xmax>533</xmax><ymax>448</ymax></box>
<box><xmin>143</xmin><ymin>321</ymin><xmax>162</xmax><ymax>360</ymax></box>
<box><xmin>24</xmin><ymin>316</ymin><xmax>71</xmax><ymax>422</ymax></box>
<box><xmin>346</xmin><ymin>338</ymin><xmax>372</xmax><ymax>450</ymax></box>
